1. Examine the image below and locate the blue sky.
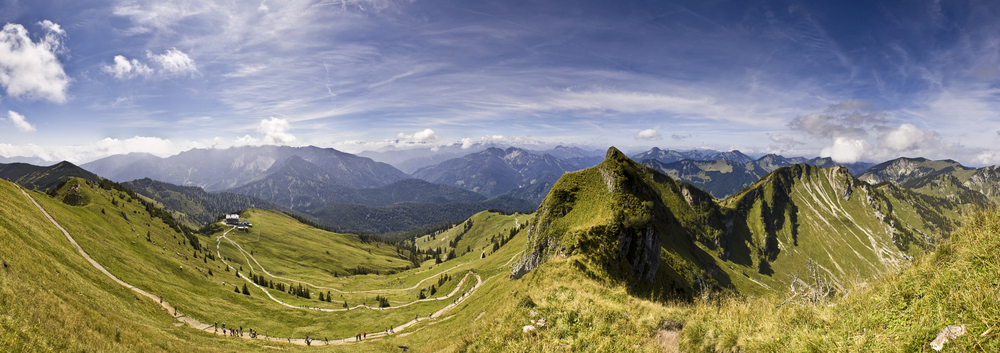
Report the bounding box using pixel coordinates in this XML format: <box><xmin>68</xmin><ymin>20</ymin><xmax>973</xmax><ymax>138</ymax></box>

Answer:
<box><xmin>1</xmin><ymin>0</ymin><xmax>1000</xmax><ymax>165</ymax></box>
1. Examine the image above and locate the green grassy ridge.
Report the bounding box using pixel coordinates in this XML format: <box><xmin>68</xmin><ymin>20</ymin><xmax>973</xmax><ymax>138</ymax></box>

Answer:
<box><xmin>721</xmin><ymin>164</ymin><xmax>974</xmax><ymax>292</ymax></box>
<box><xmin>514</xmin><ymin>148</ymin><xmax>971</xmax><ymax>300</ymax></box>
<box><xmin>0</xmin><ymin>161</ymin><xmax>103</xmax><ymax>192</ymax></box>
<box><xmin>677</xmin><ymin>209</ymin><xmax>1000</xmax><ymax>352</ymax></box>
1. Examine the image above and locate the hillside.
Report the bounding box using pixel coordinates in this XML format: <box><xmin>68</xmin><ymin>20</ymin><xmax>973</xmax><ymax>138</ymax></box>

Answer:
<box><xmin>311</xmin><ymin>195</ymin><xmax>536</xmax><ymax>234</ymax></box>
<box><xmin>412</xmin><ymin>147</ymin><xmax>574</xmax><ymax>198</ymax></box>
<box><xmin>122</xmin><ymin>178</ymin><xmax>300</xmax><ymax>229</ymax></box>
<box><xmin>677</xmin><ymin>209</ymin><xmax>1000</xmax><ymax>351</ymax></box>
<box><xmin>510</xmin><ymin>147</ymin><xmax>977</xmax><ymax>299</ymax></box>
<box><xmin>0</xmin><ymin>161</ymin><xmax>102</xmax><ymax>191</ymax></box>
<box><xmin>0</xmin><ymin>178</ymin><xmax>261</xmax><ymax>351</ymax></box>
<box><xmin>0</xmin><ymin>176</ymin><xmax>505</xmax><ymax>350</ymax></box>
<box><xmin>82</xmin><ymin>145</ymin><xmax>409</xmax><ymax>191</ymax></box>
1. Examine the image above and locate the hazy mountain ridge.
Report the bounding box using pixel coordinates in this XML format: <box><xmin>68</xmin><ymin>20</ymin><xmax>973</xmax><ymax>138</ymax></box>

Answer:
<box><xmin>630</xmin><ymin>147</ymin><xmax>755</xmax><ymax>165</ymax></box>
<box><xmin>412</xmin><ymin>147</ymin><xmax>576</xmax><ymax>198</ymax></box>
<box><xmin>82</xmin><ymin>145</ymin><xmax>409</xmax><ymax>191</ymax></box>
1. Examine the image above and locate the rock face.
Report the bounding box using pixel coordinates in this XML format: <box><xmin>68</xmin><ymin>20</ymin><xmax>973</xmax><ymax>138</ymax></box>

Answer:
<box><xmin>510</xmin><ymin>223</ymin><xmax>555</xmax><ymax>280</ymax></box>
<box><xmin>964</xmin><ymin>166</ymin><xmax>1000</xmax><ymax>200</ymax></box>
<box><xmin>617</xmin><ymin>226</ymin><xmax>660</xmax><ymax>282</ymax></box>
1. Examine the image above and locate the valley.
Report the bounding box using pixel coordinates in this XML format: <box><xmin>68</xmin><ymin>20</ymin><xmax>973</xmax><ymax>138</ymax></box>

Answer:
<box><xmin>2</xmin><ymin>147</ymin><xmax>999</xmax><ymax>352</ymax></box>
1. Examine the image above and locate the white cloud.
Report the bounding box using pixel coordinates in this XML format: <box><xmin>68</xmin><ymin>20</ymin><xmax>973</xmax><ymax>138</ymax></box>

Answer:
<box><xmin>397</xmin><ymin>128</ymin><xmax>439</xmax><ymax>142</ymax></box>
<box><xmin>256</xmin><ymin>117</ymin><xmax>296</xmax><ymax>145</ymax></box>
<box><xmin>258</xmin><ymin>1</ymin><xmax>269</xmax><ymax>12</ymax></box>
<box><xmin>878</xmin><ymin>123</ymin><xmax>939</xmax><ymax>152</ymax></box>
<box><xmin>103</xmin><ymin>55</ymin><xmax>154</xmax><ymax>79</ymax></box>
<box><xmin>635</xmin><ymin>128</ymin><xmax>661</xmax><ymax>141</ymax></box>
<box><xmin>147</xmin><ymin>48</ymin><xmax>197</xmax><ymax>75</ymax></box>
<box><xmin>37</xmin><ymin>20</ymin><xmax>65</xmax><ymax>35</ymax></box>
<box><xmin>820</xmin><ymin>137</ymin><xmax>868</xmax><ymax>164</ymax></box>
<box><xmin>6</xmin><ymin>110</ymin><xmax>36</xmax><ymax>132</ymax></box>
<box><xmin>0</xmin><ymin>23</ymin><xmax>70</xmax><ymax>103</ymax></box>
<box><xmin>0</xmin><ymin>136</ymin><xmax>215</xmax><ymax>164</ymax></box>
<box><xmin>975</xmin><ymin>151</ymin><xmax>1000</xmax><ymax>166</ymax></box>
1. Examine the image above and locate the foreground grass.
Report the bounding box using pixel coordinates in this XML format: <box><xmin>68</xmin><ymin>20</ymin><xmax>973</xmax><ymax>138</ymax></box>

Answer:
<box><xmin>679</xmin><ymin>209</ymin><xmax>1000</xmax><ymax>352</ymax></box>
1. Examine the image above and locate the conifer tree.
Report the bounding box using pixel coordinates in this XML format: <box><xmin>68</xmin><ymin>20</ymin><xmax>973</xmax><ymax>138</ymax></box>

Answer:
<box><xmin>242</xmin><ymin>283</ymin><xmax>250</xmax><ymax>295</ymax></box>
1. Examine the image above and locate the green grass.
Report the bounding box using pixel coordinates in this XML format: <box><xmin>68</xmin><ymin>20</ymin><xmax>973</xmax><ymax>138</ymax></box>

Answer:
<box><xmin>0</xmin><ymin>178</ymin><xmax>549</xmax><ymax>351</ymax></box>
<box><xmin>677</xmin><ymin>209</ymin><xmax>1000</xmax><ymax>352</ymax></box>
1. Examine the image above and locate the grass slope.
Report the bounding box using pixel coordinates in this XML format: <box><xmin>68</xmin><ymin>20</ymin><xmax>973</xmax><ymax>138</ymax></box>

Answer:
<box><xmin>1</xmin><ymin>176</ymin><xmax>569</xmax><ymax>352</ymax></box>
<box><xmin>513</xmin><ymin>148</ymin><xmax>974</xmax><ymax>300</ymax></box>
<box><xmin>678</xmin><ymin>209</ymin><xmax>1000</xmax><ymax>352</ymax></box>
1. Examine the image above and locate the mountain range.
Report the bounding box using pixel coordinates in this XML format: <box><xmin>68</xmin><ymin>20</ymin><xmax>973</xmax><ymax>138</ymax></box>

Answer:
<box><xmin>82</xmin><ymin>145</ymin><xmax>409</xmax><ymax>191</ymax></box>
<box><xmin>411</xmin><ymin>147</ymin><xmax>581</xmax><ymax>198</ymax></box>
<box><xmin>24</xmin><ymin>145</ymin><xmax>1000</xmax><ymax>238</ymax></box>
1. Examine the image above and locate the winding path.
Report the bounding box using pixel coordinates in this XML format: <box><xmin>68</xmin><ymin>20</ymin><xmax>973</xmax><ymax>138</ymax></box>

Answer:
<box><xmin>18</xmin><ymin>185</ymin><xmax>490</xmax><ymax>346</ymax></box>
<box><xmin>218</xmin><ymin>231</ymin><xmax>477</xmax><ymax>295</ymax></box>
<box><xmin>217</xmin><ymin>228</ymin><xmax>481</xmax><ymax>312</ymax></box>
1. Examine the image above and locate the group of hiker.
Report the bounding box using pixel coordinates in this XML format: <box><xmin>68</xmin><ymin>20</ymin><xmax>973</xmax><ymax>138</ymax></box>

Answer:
<box><xmin>213</xmin><ymin>322</ymin><xmax>257</xmax><ymax>338</ymax></box>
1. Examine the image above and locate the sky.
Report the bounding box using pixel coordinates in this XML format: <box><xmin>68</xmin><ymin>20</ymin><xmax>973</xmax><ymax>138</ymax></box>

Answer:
<box><xmin>1</xmin><ymin>0</ymin><xmax>1000</xmax><ymax>166</ymax></box>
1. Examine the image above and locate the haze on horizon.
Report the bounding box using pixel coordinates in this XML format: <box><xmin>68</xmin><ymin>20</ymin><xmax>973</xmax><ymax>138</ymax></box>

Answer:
<box><xmin>1</xmin><ymin>0</ymin><xmax>1000</xmax><ymax>166</ymax></box>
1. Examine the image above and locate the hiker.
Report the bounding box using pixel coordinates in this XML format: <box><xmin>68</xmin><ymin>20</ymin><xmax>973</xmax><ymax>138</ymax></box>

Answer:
<box><xmin>306</xmin><ymin>335</ymin><xmax>311</xmax><ymax>346</ymax></box>
<box><xmin>363</xmin><ymin>332</ymin><xmax>367</xmax><ymax>339</ymax></box>
<box><xmin>159</xmin><ymin>294</ymin><xmax>163</xmax><ymax>303</ymax></box>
